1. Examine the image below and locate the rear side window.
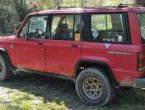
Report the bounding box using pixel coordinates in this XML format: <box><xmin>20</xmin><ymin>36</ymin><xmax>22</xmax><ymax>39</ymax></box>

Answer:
<box><xmin>92</xmin><ymin>15</ymin><xmax>112</xmax><ymax>30</ymax></box>
<box><xmin>137</xmin><ymin>13</ymin><xmax>145</xmax><ymax>44</ymax></box>
<box><xmin>90</xmin><ymin>13</ymin><xmax>129</xmax><ymax>44</ymax></box>
<box><xmin>50</xmin><ymin>15</ymin><xmax>81</xmax><ymax>41</ymax></box>
<box><xmin>19</xmin><ymin>19</ymin><xmax>30</xmax><ymax>38</ymax></box>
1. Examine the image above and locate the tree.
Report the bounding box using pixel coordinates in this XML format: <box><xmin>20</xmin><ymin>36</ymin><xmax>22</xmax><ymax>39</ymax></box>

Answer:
<box><xmin>0</xmin><ymin>0</ymin><xmax>19</xmax><ymax>34</ymax></box>
<box><xmin>14</xmin><ymin>0</ymin><xmax>31</xmax><ymax>22</ymax></box>
<box><xmin>40</xmin><ymin>0</ymin><xmax>52</xmax><ymax>9</ymax></box>
<box><xmin>36</xmin><ymin>0</ymin><xmax>106</xmax><ymax>9</ymax></box>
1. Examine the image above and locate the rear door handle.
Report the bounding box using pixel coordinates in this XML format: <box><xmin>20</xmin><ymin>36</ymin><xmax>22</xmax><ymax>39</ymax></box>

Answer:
<box><xmin>37</xmin><ymin>42</ymin><xmax>43</xmax><ymax>45</ymax></box>
<box><xmin>71</xmin><ymin>44</ymin><xmax>78</xmax><ymax>48</ymax></box>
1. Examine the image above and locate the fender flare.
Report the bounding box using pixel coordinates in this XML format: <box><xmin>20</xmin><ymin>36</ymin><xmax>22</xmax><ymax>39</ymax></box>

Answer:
<box><xmin>74</xmin><ymin>59</ymin><xmax>118</xmax><ymax>86</ymax></box>
<box><xmin>0</xmin><ymin>48</ymin><xmax>6</xmax><ymax>52</ymax></box>
<box><xmin>0</xmin><ymin>48</ymin><xmax>15</xmax><ymax>71</ymax></box>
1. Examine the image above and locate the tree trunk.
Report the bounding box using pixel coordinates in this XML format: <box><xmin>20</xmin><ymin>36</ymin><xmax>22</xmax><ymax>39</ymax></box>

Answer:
<box><xmin>19</xmin><ymin>0</ymin><xmax>23</xmax><ymax>6</ymax></box>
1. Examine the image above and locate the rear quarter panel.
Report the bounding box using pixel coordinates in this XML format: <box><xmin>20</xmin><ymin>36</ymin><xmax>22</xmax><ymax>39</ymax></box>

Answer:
<box><xmin>81</xmin><ymin>42</ymin><xmax>142</xmax><ymax>85</ymax></box>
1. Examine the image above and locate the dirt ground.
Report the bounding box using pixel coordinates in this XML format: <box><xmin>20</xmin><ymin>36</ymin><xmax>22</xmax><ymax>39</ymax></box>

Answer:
<box><xmin>0</xmin><ymin>72</ymin><xmax>145</xmax><ymax>110</ymax></box>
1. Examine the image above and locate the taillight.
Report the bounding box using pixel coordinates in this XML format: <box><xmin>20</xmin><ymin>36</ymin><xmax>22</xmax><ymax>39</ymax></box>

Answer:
<box><xmin>137</xmin><ymin>52</ymin><xmax>145</xmax><ymax>72</ymax></box>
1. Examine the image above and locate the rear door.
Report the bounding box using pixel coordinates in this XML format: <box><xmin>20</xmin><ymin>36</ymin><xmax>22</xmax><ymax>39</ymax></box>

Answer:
<box><xmin>81</xmin><ymin>13</ymin><xmax>138</xmax><ymax>83</ymax></box>
<box><xmin>45</xmin><ymin>14</ymin><xmax>82</xmax><ymax>76</ymax></box>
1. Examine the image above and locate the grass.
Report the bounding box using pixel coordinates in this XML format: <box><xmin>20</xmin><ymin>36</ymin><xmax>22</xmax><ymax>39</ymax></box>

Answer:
<box><xmin>0</xmin><ymin>87</ymin><xmax>66</xmax><ymax>110</ymax></box>
<box><xmin>0</xmin><ymin>73</ymin><xmax>145</xmax><ymax>110</ymax></box>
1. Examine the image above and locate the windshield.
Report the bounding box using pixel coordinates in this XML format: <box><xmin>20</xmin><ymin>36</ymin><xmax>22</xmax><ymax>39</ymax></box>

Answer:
<box><xmin>137</xmin><ymin>13</ymin><xmax>145</xmax><ymax>44</ymax></box>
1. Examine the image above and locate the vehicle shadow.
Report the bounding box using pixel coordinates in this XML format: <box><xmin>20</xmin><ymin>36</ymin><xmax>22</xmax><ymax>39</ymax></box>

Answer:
<box><xmin>0</xmin><ymin>72</ymin><xmax>145</xmax><ymax>110</ymax></box>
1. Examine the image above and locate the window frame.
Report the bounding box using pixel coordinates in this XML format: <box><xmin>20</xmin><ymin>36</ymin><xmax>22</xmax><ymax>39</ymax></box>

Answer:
<box><xmin>18</xmin><ymin>17</ymin><xmax>30</xmax><ymax>38</ymax></box>
<box><xmin>82</xmin><ymin>12</ymin><xmax>131</xmax><ymax>44</ymax></box>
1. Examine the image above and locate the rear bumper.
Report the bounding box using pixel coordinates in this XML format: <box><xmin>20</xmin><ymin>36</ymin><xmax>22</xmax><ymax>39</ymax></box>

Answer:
<box><xmin>133</xmin><ymin>78</ymin><xmax>145</xmax><ymax>88</ymax></box>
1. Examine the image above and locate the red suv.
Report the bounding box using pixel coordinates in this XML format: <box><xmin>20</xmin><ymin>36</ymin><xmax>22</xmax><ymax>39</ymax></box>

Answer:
<box><xmin>0</xmin><ymin>6</ymin><xmax>145</xmax><ymax>106</ymax></box>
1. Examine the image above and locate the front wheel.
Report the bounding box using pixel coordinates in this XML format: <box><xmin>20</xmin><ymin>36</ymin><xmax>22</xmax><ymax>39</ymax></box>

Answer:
<box><xmin>75</xmin><ymin>67</ymin><xmax>115</xmax><ymax>106</ymax></box>
<box><xmin>0</xmin><ymin>54</ymin><xmax>13</xmax><ymax>81</ymax></box>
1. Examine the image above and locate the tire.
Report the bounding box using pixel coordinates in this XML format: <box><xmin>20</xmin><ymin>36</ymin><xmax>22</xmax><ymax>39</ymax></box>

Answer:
<box><xmin>0</xmin><ymin>54</ymin><xmax>13</xmax><ymax>81</ymax></box>
<box><xmin>75</xmin><ymin>67</ymin><xmax>115</xmax><ymax>106</ymax></box>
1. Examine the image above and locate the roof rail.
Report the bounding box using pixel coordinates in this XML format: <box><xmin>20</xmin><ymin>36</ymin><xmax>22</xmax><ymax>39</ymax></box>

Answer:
<box><xmin>117</xmin><ymin>3</ymin><xmax>142</xmax><ymax>8</ymax></box>
<box><xmin>54</xmin><ymin>3</ymin><xmax>143</xmax><ymax>10</ymax></box>
<box><xmin>55</xmin><ymin>6</ymin><xmax>117</xmax><ymax>9</ymax></box>
<box><xmin>56</xmin><ymin>6</ymin><xmax>79</xmax><ymax>9</ymax></box>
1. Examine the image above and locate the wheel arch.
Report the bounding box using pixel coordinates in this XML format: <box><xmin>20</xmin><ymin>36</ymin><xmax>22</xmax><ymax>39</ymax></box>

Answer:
<box><xmin>0</xmin><ymin>48</ymin><xmax>15</xmax><ymax>71</ymax></box>
<box><xmin>74</xmin><ymin>60</ymin><xmax>118</xmax><ymax>86</ymax></box>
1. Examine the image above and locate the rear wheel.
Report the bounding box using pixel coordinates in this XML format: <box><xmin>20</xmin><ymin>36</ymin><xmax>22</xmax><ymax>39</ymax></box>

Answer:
<box><xmin>75</xmin><ymin>67</ymin><xmax>115</xmax><ymax>106</ymax></box>
<box><xmin>0</xmin><ymin>54</ymin><xmax>13</xmax><ymax>81</ymax></box>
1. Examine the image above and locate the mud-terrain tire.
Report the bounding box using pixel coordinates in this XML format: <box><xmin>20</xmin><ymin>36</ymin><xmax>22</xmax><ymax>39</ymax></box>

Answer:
<box><xmin>76</xmin><ymin>67</ymin><xmax>115</xmax><ymax>106</ymax></box>
<box><xmin>0</xmin><ymin>54</ymin><xmax>13</xmax><ymax>81</ymax></box>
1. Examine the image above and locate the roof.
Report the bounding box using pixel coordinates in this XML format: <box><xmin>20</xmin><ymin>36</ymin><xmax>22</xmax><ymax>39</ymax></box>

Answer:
<box><xmin>29</xmin><ymin>7</ymin><xmax>145</xmax><ymax>16</ymax></box>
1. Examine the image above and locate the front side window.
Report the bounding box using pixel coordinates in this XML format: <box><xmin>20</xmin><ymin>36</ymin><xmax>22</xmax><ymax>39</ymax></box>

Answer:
<box><xmin>19</xmin><ymin>19</ymin><xmax>29</xmax><ymax>38</ymax></box>
<box><xmin>51</xmin><ymin>15</ymin><xmax>81</xmax><ymax>41</ymax></box>
<box><xmin>137</xmin><ymin>13</ymin><xmax>145</xmax><ymax>44</ymax></box>
<box><xmin>91</xmin><ymin>13</ymin><xmax>129</xmax><ymax>43</ymax></box>
<box><xmin>19</xmin><ymin>16</ymin><xmax>47</xmax><ymax>39</ymax></box>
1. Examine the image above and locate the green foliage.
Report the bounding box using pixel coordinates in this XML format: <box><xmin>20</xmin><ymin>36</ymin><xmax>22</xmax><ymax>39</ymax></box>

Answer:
<box><xmin>0</xmin><ymin>0</ymin><xmax>18</xmax><ymax>34</ymax></box>
<box><xmin>0</xmin><ymin>0</ymin><xmax>138</xmax><ymax>35</ymax></box>
<box><xmin>36</xmin><ymin>0</ymin><xmax>134</xmax><ymax>9</ymax></box>
<box><xmin>0</xmin><ymin>86</ymin><xmax>66</xmax><ymax>110</ymax></box>
<box><xmin>0</xmin><ymin>0</ymin><xmax>37</xmax><ymax>34</ymax></box>
<box><xmin>20</xmin><ymin>101</ymin><xmax>33</xmax><ymax>110</ymax></box>
<box><xmin>37</xmin><ymin>0</ymin><xmax>52</xmax><ymax>10</ymax></box>
<box><xmin>14</xmin><ymin>0</ymin><xmax>31</xmax><ymax>22</ymax></box>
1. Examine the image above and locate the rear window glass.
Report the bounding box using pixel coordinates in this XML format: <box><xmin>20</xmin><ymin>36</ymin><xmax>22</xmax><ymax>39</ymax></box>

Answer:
<box><xmin>91</xmin><ymin>13</ymin><xmax>129</xmax><ymax>44</ymax></box>
<box><xmin>137</xmin><ymin>13</ymin><xmax>145</xmax><ymax>44</ymax></box>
